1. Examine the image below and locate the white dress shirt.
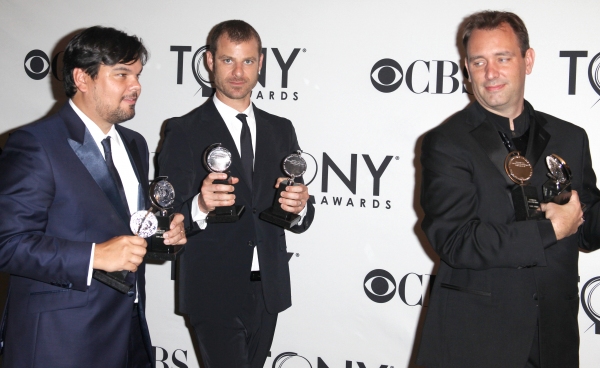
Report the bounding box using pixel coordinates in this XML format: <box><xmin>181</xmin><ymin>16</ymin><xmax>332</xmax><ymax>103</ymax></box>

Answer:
<box><xmin>191</xmin><ymin>96</ymin><xmax>307</xmax><ymax>271</ymax></box>
<box><xmin>69</xmin><ymin>100</ymin><xmax>140</xmax><ymax>297</ymax></box>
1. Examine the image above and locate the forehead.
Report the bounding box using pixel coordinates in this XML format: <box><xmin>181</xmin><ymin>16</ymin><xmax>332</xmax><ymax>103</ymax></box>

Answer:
<box><xmin>467</xmin><ymin>24</ymin><xmax>520</xmax><ymax>55</ymax></box>
<box><xmin>100</xmin><ymin>59</ymin><xmax>143</xmax><ymax>73</ymax></box>
<box><xmin>215</xmin><ymin>35</ymin><xmax>260</xmax><ymax>56</ymax></box>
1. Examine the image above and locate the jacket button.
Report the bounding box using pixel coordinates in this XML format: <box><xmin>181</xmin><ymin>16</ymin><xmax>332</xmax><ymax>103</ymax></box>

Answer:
<box><xmin>128</xmin><ymin>290</ymin><xmax>135</xmax><ymax>297</ymax></box>
<box><xmin>248</xmin><ymin>241</ymin><xmax>254</xmax><ymax>247</ymax></box>
<box><xmin>252</xmin><ymin>208</ymin><xmax>257</xmax><ymax>214</ymax></box>
<box><xmin>533</xmin><ymin>293</ymin><xmax>538</xmax><ymax>301</ymax></box>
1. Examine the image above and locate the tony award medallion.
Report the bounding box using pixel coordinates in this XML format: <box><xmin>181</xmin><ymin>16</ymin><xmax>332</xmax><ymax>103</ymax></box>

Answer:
<box><xmin>505</xmin><ymin>151</ymin><xmax>542</xmax><ymax>221</ymax></box>
<box><xmin>203</xmin><ymin>143</ymin><xmax>245</xmax><ymax>223</ymax></box>
<box><xmin>260</xmin><ymin>150</ymin><xmax>308</xmax><ymax>229</ymax></box>
<box><xmin>542</xmin><ymin>154</ymin><xmax>572</xmax><ymax>205</ymax></box>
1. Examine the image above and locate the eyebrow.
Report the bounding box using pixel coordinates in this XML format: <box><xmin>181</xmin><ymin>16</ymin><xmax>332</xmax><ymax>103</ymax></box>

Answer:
<box><xmin>468</xmin><ymin>51</ymin><xmax>515</xmax><ymax>61</ymax></box>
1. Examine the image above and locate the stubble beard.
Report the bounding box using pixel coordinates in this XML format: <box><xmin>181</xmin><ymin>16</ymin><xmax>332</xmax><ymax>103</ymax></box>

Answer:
<box><xmin>94</xmin><ymin>91</ymin><xmax>137</xmax><ymax>125</ymax></box>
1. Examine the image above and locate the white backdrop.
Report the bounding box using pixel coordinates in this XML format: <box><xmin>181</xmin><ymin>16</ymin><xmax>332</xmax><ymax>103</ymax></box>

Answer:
<box><xmin>2</xmin><ymin>1</ymin><xmax>600</xmax><ymax>367</ymax></box>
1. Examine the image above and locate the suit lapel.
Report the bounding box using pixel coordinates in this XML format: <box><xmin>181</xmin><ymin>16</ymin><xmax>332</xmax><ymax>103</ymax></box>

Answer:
<box><xmin>470</xmin><ymin>116</ymin><xmax>515</xmax><ymax>187</ymax></box>
<box><xmin>253</xmin><ymin>105</ymin><xmax>275</xmax><ymax>204</ymax></box>
<box><xmin>61</xmin><ymin>104</ymin><xmax>131</xmax><ymax>225</ymax></box>
<box><xmin>116</xmin><ymin>126</ymin><xmax>149</xmax><ymax>211</ymax></box>
<box><xmin>525</xmin><ymin>102</ymin><xmax>551</xmax><ymax>170</ymax></box>
<box><xmin>468</xmin><ymin>101</ymin><xmax>552</xmax><ymax>187</ymax></box>
<box><xmin>203</xmin><ymin>100</ymin><xmax>252</xmax><ymax>194</ymax></box>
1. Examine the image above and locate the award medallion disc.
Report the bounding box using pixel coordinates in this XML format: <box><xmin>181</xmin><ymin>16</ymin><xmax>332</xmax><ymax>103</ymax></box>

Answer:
<box><xmin>130</xmin><ymin>210</ymin><xmax>158</xmax><ymax>238</ymax></box>
<box><xmin>504</xmin><ymin>151</ymin><xmax>533</xmax><ymax>185</ymax></box>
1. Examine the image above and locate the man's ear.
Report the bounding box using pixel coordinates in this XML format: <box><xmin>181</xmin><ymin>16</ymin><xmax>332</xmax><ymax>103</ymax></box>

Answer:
<box><xmin>258</xmin><ymin>52</ymin><xmax>264</xmax><ymax>74</ymax></box>
<box><xmin>206</xmin><ymin>51</ymin><xmax>215</xmax><ymax>73</ymax></box>
<box><xmin>72</xmin><ymin>68</ymin><xmax>90</xmax><ymax>93</ymax></box>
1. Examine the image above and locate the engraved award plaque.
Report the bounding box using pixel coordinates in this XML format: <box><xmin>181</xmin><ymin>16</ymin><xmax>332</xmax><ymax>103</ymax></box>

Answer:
<box><xmin>260</xmin><ymin>150</ymin><xmax>308</xmax><ymax>228</ymax></box>
<box><xmin>542</xmin><ymin>154</ymin><xmax>572</xmax><ymax>205</ymax></box>
<box><xmin>203</xmin><ymin>143</ymin><xmax>244</xmax><ymax>223</ymax></box>
<box><xmin>505</xmin><ymin>151</ymin><xmax>542</xmax><ymax>221</ymax></box>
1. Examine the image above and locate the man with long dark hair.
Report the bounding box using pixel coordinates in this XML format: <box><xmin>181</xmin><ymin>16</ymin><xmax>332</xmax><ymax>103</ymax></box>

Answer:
<box><xmin>0</xmin><ymin>26</ymin><xmax>186</xmax><ymax>367</ymax></box>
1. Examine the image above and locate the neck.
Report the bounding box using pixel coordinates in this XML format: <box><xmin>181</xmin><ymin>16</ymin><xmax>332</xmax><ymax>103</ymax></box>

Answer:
<box><xmin>71</xmin><ymin>94</ymin><xmax>112</xmax><ymax>134</ymax></box>
<box><xmin>215</xmin><ymin>91</ymin><xmax>251</xmax><ymax>113</ymax></box>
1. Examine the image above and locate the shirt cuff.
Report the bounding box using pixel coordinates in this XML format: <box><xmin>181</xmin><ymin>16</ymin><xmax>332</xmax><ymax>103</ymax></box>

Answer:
<box><xmin>191</xmin><ymin>193</ymin><xmax>208</xmax><ymax>230</ymax></box>
<box><xmin>87</xmin><ymin>243</ymin><xmax>95</xmax><ymax>286</ymax></box>
<box><xmin>296</xmin><ymin>204</ymin><xmax>308</xmax><ymax>226</ymax></box>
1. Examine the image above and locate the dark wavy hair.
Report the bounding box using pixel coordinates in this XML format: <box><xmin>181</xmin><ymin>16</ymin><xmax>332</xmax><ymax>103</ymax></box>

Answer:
<box><xmin>62</xmin><ymin>26</ymin><xmax>148</xmax><ymax>98</ymax></box>
<box><xmin>208</xmin><ymin>20</ymin><xmax>262</xmax><ymax>55</ymax></box>
<box><xmin>462</xmin><ymin>11</ymin><xmax>530</xmax><ymax>57</ymax></box>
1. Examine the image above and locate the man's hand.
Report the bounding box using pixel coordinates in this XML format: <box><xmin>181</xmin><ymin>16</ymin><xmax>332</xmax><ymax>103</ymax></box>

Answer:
<box><xmin>93</xmin><ymin>236</ymin><xmax>147</xmax><ymax>272</ymax></box>
<box><xmin>276</xmin><ymin>177</ymin><xmax>309</xmax><ymax>214</ymax></box>
<box><xmin>197</xmin><ymin>172</ymin><xmax>240</xmax><ymax>213</ymax></box>
<box><xmin>541</xmin><ymin>190</ymin><xmax>585</xmax><ymax>241</ymax></box>
<box><xmin>163</xmin><ymin>213</ymin><xmax>187</xmax><ymax>245</ymax></box>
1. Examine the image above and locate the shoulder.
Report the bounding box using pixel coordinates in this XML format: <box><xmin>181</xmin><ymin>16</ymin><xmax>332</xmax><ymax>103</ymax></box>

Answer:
<box><xmin>19</xmin><ymin>112</ymin><xmax>66</xmax><ymax>137</ymax></box>
<box><xmin>116</xmin><ymin>124</ymin><xmax>146</xmax><ymax>143</ymax></box>
<box><xmin>536</xmin><ymin>110</ymin><xmax>585</xmax><ymax>136</ymax></box>
<box><xmin>425</xmin><ymin>104</ymin><xmax>476</xmax><ymax>142</ymax></box>
<box><xmin>254</xmin><ymin>105</ymin><xmax>293</xmax><ymax>126</ymax></box>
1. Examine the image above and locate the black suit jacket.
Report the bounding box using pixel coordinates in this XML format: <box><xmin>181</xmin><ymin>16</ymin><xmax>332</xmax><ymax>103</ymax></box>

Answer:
<box><xmin>0</xmin><ymin>103</ymin><xmax>152</xmax><ymax>367</ymax></box>
<box><xmin>158</xmin><ymin>99</ymin><xmax>314</xmax><ymax>315</ymax></box>
<box><xmin>417</xmin><ymin>101</ymin><xmax>600</xmax><ymax>368</ymax></box>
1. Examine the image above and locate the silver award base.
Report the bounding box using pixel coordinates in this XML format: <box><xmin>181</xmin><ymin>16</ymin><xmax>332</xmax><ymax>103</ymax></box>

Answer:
<box><xmin>260</xmin><ymin>182</ymin><xmax>301</xmax><ymax>229</ymax></box>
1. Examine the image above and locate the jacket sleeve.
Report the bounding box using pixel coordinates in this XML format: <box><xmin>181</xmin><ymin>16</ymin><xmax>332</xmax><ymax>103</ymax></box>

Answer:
<box><xmin>0</xmin><ymin>130</ymin><xmax>91</xmax><ymax>291</ymax></box>
<box><xmin>287</xmin><ymin>120</ymin><xmax>314</xmax><ymax>234</ymax></box>
<box><xmin>578</xmin><ymin>130</ymin><xmax>600</xmax><ymax>250</ymax></box>
<box><xmin>420</xmin><ymin>129</ymin><xmax>553</xmax><ymax>270</ymax></box>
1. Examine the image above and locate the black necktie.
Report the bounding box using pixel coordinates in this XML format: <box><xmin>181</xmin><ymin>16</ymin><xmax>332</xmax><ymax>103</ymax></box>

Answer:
<box><xmin>101</xmin><ymin>136</ymin><xmax>130</xmax><ymax>216</ymax></box>
<box><xmin>236</xmin><ymin>113</ymin><xmax>254</xmax><ymax>187</ymax></box>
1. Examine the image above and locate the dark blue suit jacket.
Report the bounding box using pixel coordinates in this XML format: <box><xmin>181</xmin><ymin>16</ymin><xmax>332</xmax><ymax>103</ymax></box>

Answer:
<box><xmin>0</xmin><ymin>103</ymin><xmax>153</xmax><ymax>367</ymax></box>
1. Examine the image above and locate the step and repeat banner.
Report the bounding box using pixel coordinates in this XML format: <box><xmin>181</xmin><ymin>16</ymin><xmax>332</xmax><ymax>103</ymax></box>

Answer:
<box><xmin>2</xmin><ymin>0</ymin><xmax>600</xmax><ymax>367</ymax></box>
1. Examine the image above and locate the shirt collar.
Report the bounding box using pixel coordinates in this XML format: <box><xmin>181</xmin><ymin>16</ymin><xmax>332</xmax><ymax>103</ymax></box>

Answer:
<box><xmin>213</xmin><ymin>95</ymin><xmax>254</xmax><ymax>121</ymax></box>
<box><xmin>69</xmin><ymin>99</ymin><xmax>121</xmax><ymax>148</ymax></box>
<box><xmin>476</xmin><ymin>100</ymin><xmax>530</xmax><ymax>138</ymax></box>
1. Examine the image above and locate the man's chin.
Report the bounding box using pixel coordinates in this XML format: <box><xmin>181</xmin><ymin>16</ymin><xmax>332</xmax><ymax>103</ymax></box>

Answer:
<box><xmin>108</xmin><ymin>110</ymin><xmax>135</xmax><ymax>125</ymax></box>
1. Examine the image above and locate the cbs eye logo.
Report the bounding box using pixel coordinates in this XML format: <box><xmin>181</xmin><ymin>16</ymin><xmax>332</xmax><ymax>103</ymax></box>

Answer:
<box><xmin>364</xmin><ymin>269</ymin><xmax>434</xmax><ymax>306</ymax></box>
<box><xmin>24</xmin><ymin>50</ymin><xmax>51</xmax><ymax>80</ymax></box>
<box><xmin>24</xmin><ymin>49</ymin><xmax>63</xmax><ymax>81</ymax></box>
<box><xmin>364</xmin><ymin>269</ymin><xmax>397</xmax><ymax>303</ymax></box>
<box><xmin>370</xmin><ymin>59</ymin><xmax>403</xmax><ymax>93</ymax></box>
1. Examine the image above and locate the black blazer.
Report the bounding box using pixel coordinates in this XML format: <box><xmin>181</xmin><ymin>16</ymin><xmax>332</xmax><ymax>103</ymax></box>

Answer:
<box><xmin>417</xmin><ymin>101</ymin><xmax>600</xmax><ymax>368</ymax></box>
<box><xmin>158</xmin><ymin>99</ymin><xmax>315</xmax><ymax>315</ymax></box>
